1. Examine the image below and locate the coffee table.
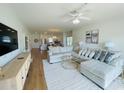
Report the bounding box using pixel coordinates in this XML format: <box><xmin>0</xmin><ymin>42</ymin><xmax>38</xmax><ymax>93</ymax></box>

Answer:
<box><xmin>61</xmin><ymin>55</ymin><xmax>78</xmax><ymax>69</ymax></box>
<box><xmin>61</xmin><ymin>55</ymin><xmax>89</xmax><ymax>70</ymax></box>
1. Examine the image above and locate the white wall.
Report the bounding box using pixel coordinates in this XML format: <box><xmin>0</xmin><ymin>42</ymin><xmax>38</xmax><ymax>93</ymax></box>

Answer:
<box><xmin>73</xmin><ymin>18</ymin><xmax>124</xmax><ymax>53</ymax></box>
<box><xmin>0</xmin><ymin>5</ymin><xmax>29</xmax><ymax>67</ymax></box>
<box><xmin>30</xmin><ymin>33</ymin><xmax>41</xmax><ymax>48</ymax></box>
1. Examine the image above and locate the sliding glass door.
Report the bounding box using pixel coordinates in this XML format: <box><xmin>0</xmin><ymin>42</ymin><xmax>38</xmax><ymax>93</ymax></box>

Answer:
<box><xmin>66</xmin><ymin>37</ymin><xmax>73</xmax><ymax>46</ymax></box>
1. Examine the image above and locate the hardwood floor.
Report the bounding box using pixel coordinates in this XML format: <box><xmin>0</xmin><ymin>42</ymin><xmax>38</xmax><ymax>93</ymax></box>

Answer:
<box><xmin>23</xmin><ymin>48</ymin><xmax>47</xmax><ymax>90</ymax></box>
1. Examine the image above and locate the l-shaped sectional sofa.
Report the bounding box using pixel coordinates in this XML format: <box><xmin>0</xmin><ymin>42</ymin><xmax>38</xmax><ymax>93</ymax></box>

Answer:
<box><xmin>72</xmin><ymin>48</ymin><xmax>123</xmax><ymax>89</ymax></box>
<box><xmin>47</xmin><ymin>46</ymin><xmax>124</xmax><ymax>89</ymax></box>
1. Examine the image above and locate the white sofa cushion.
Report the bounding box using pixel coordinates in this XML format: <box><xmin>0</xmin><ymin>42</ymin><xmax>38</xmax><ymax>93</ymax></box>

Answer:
<box><xmin>80</xmin><ymin>60</ymin><xmax>115</xmax><ymax>80</ymax></box>
<box><xmin>62</xmin><ymin>47</ymin><xmax>67</xmax><ymax>53</ymax></box>
<box><xmin>55</xmin><ymin>47</ymin><xmax>60</xmax><ymax>54</ymax></box>
<box><xmin>49</xmin><ymin>47</ymin><xmax>60</xmax><ymax>54</ymax></box>
<box><xmin>49</xmin><ymin>46</ymin><xmax>73</xmax><ymax>54</ymax></box>
<box><xmin>80</xmin><ymin>60</ymin><xmax>122</xmax><ymax>88</ymax></box>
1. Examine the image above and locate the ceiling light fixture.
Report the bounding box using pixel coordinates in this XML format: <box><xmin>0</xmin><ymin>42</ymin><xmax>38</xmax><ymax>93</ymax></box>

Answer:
<box><xmin>72</xmin><ymin>19</ymin><xmax>80</xmax><ymax>24</ymax></box>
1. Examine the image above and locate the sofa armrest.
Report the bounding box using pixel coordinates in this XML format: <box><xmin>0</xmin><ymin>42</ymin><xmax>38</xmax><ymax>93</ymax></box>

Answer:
<box><xmin>48</xmin><ymin>51</ymin><xmax>52</xmax><ymax>56</ymax></box>
<box><xmin>108</xmin><ymin>57</ymin><xmax>124</xmax><ymax>68</ymax></box>
<box><xmin>72</xmin><ymin>51</ymin><xmax>80</xmax><ymax>58</ymax></box>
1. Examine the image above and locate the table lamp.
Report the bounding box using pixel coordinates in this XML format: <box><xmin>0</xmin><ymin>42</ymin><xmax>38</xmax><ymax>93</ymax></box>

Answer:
<box><xmin>105</xmin><ymin>41</ymin><xmax>115</xmax><ymax>50</ymax></box>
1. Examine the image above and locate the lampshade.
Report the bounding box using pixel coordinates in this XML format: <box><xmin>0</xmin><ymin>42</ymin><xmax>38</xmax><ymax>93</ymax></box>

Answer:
<box><xmin>73</xmin><ymin>19</ymin><xmax>80</xmax><ymax>24</ymax></box>
<box><xmin>48</xmin><ymin>37</ymin><xmax>53</xmax><ymax>43</ymax></box>
<box><xmin>105</xmin><ymin>41</ymin><xmax>115</xmax><ymax>49</ymax></box>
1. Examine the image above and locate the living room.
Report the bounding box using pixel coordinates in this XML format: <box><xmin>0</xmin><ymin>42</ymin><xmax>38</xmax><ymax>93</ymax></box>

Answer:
<box><xmin>0</xmin><ymin>1</ymin><xmax>124</xmax><ymax>92</ymax></box>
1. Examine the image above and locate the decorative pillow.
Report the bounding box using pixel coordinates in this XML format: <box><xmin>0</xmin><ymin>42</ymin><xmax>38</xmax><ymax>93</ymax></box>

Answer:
<box><xmin>81</xmin><ymin>49</ymin><xmax>87</xmax><ymax>56</ymax></box>
<box><xmin>89</xmin><ymin>50</ymin><xmax>95</xmax><ymax>58</ymax></box>
<box><xmin>93</xmin><ymin>50</ymin><xmax>101</xmax><ymax>60</ymax></box>
<box><xmin>85</xmin><ymin>49</ymin><xmax>91</xmax><ymax>57</ymax></box>
<box><xmin>92</xmin><ymin>50</ymin><xmax>98</xmax><ymax>59</ymax></box>
<box><xmin>104</xmin><ymin>52</ymin><xmax>115</xmax><ymax>63</ymax></box>
<box><xmin>98</xmin><ymin>50</ymin><xmax>107</xmax><ymax>62</ymax></box>
<box><xmin>78</xmin><ymin>49</ymin><xmax>84</xmax><ymax>56</ymax></box>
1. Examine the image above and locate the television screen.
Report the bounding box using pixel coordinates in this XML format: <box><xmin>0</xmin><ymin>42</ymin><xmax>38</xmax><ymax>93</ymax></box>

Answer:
<box><xmin>0</xmin><ymin>23</ymin><xmax>18</xmax><ymax>56</ymax></box>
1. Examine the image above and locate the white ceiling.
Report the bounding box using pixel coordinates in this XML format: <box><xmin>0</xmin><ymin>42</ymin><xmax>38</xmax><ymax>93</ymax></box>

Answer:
<box><xmin>6</xmin><ymin>3</ymin><xmax>124</xmax><ymax>33</ymax></box>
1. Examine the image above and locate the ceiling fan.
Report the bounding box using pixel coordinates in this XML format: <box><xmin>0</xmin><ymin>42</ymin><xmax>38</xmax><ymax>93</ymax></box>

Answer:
<box><xmin>64</xmin><ymin>3</ymin><xmax>91</xmax><ymax>24</ymax></box>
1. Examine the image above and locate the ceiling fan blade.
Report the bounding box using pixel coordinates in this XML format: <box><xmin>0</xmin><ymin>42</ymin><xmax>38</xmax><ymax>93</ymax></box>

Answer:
<box><xmin>75</xmin><ymin>3</ymin><xmax>88</xmax><ymax>12</ymax></box>
<box><xmin>78</xmin><ymin>13</ymin><xmax>84</xmax><ymax>17</ymax></box>
<box><xmin>69</xmin><ymin>11</ymin><xmax>79</xmax><ymax>17</ymax></box>
<box><xmin>79</xmin><ymin>16</ymin><xmax>91</xmax><ymax>20</ymax></box>
<box><xmin>63</xmin><ymin>17</ymin><xmax>75</xmax><ymax>22</ymax></box>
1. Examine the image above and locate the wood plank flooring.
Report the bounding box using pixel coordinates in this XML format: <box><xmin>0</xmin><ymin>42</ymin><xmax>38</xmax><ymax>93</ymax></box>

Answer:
<box><xmin>23</xmin><ymin>48</ymin><xmax>47</xmax><ymax>90</ymax></box>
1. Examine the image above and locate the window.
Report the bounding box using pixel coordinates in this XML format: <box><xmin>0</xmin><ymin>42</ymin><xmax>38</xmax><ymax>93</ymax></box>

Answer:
<box><xmin>66</xmin><ymin>37</ymin><xmax>72</xmax><ymax>46</ymax></box>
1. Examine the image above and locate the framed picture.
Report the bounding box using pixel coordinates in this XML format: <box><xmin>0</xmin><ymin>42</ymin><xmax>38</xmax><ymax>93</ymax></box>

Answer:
<box><xmin>85</xmin><ymin>29</ymin><xmax>99</xmax><ymax>44</ymax></box>
<box><xmin>91</xmin><ymin>29</ymin><xmax>99</xmax><ymax>44</ymax></box>
<box><xmin>85</xmin><ymin>31</ymin><xmax>92</xmax><ymax>43</ymax></box>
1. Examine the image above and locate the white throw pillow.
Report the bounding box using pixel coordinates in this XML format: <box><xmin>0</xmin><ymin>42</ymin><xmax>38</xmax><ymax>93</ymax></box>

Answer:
<box><xmin>78</xmin><ymin>49</ymin><xmax>84</xmax><ymax>56</ymax></box>
<box><xmin>89</xmin><ymin>50</ymin><xmax>95</xmax><ymax>58</ymax></box>
<box><xmin>85</xmin><ymin>49</ymin><xmax>91</xmax><ymax>57</ymax></box>
<box><xmin>81</xmin><ymin>49</ymin><xmax>87</xmax><ymax>56</ymax></box>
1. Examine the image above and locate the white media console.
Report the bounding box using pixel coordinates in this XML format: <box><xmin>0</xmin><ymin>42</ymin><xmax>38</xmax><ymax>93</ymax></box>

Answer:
<box><xmin>0</xmin><ymin>52</ymin><xmax>32</xmax><ymax>90</ymax></box>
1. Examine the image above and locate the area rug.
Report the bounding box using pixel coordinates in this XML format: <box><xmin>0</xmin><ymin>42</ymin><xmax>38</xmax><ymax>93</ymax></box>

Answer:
<box><xmin>43</xmin><ymin>60</ymin><xmax>124</xmax><ymax>90</ymax></box>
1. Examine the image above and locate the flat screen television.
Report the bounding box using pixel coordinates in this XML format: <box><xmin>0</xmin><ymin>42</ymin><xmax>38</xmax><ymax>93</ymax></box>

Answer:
<box><xmin>0</xmin><ymin>23</ymin><xmax>18</xmax><ymax>56</ymax></box>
